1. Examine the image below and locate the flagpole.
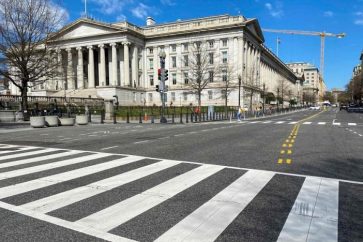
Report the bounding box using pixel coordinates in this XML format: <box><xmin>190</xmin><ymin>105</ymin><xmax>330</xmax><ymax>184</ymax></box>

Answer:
<box><xmin>85</xmin><ymin>0</ymin><xmax>87</xmax><ymax>17</ymax></box>
<box><xmin>276</xmin><ymin>37</ymin><xmax>280</xmax><ymax>57</ymax></box>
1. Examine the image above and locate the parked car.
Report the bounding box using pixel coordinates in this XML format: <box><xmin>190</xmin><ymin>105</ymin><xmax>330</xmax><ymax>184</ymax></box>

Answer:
<box><xmin>309</xmin><ymin>106</ymin><xmax>320</xmax><ymax>110</ymax></box>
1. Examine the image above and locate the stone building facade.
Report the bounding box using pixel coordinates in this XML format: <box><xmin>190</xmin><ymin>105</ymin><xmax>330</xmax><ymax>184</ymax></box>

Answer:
<box><xmin>9</xmin><ymin>14</ymin><xmax>299</xmax><ymax>107</ymax></box>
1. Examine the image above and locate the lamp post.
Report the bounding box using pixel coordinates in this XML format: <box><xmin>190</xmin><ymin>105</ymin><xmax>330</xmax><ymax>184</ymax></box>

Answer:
<box><xmin>159</xmin><ymin>50</ymin><xmax>167</xmax><ymax>123</ymax></box>
<box><xmin>238</xmin><ymin>74</ymin><xmax>241</xmax><ymax>108</ymax></box>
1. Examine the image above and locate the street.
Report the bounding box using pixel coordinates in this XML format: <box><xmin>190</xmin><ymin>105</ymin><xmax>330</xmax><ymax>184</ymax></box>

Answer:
<box><xmin>0</xmin><ymin>108</ymin><xmax>362</xmax><ymax>241</ymax></box>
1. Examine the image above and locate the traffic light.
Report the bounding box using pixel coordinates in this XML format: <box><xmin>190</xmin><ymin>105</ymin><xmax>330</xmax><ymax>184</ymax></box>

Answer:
<box><xmin>164</xmin><ymin>69</ymin><xmax>169</xmax><ymax>81</ymax></box>
<box><xmin>158</xmin><ymin>68</ymin><xmax>161</xmax><ymax>80</ymax></box>
<box><xmin>156</xmin><ymin>85</ymin><xmax>159</xmax><ymax>92</ymax></box>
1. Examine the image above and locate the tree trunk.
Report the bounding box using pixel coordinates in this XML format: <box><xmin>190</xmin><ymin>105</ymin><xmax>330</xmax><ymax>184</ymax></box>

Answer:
<box><xmin>224</xmin><ymin>92</ymin><xmax>228</xmax><ymax>116</ymax></box>
<box><xmin>198</xmin><ymin>90</ymin><xmax>202</xmax><ymax>121</ymax></box>
<box><xmin>21</xmin><ymin>87</ymin><xmax>29</xmax><ymax>121</ymax></box>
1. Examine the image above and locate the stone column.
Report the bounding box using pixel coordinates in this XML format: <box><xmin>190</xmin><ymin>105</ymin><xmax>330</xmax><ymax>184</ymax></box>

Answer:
<box><xmin>123</xmin><ymin>42</ymin><xmax>130</xmax><ymax>87</ymax></box>
<box><xmin>118</xmin><ymin>45</ymin><xmax>124</xmax><ymax>86</ymax></box>
<box><xmin>131</xmin><ymin>45</ymin><xmax>139</xmax><ymax>87</ymax></box>
<box><xmin>111</xmin><ymin>43</ymin><xmax>118</xmax><ymax>86</ymax></box>
<box><xmin>57</xmin><ymin>49</ymin><xmax>64</xmax><ymax>90</ymax></box>
<box><xmin>99</xmin><ymin>44</ymin><xmax>106</xmax><ymax>86</ymax></box>
<box><xmin>77</xmin><ymin>47</ymin><xmax>84</xmax><ymax>89</ymax></box>
<box><xmin>87</xmin><ymin>46</ymin><xmax>95</xmax><ymax>88</ymax></box>
<box><xmin>66</xmin><ymin>48</ymin><xmax>74</xmax><ymax>89</ymax></box>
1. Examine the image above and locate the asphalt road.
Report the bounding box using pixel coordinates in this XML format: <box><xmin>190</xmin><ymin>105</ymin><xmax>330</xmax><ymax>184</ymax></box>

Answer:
<box><xmin>0</xmin><ymin>108</ymin><xmax>362</xmax><ymax>241</ymax></box>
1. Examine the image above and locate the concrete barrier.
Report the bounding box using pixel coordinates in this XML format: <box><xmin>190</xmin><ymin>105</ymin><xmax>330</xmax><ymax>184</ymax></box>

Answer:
<box><xmin>45</xmin><ymin>116</ymin><xmax>59</xmax><ymax>127</ymax></box>
<box><xmin>76</xmin><ymin>115</ymin><xmax>88</xmax><ymax>125</ymax></box>
<box><xmin>30</xmin><ymin>116</ymin><xmax>45</xmax><ymax>128</ymax></box>
<box><xmin>0</xmin><ymin>110</ymin><xmax>16</xmax><ymax>122</ymax></box>
<box><xmin>59</xmin><ymin>118</ymin><xmax>75</xmax><ymax>126</ymax></box>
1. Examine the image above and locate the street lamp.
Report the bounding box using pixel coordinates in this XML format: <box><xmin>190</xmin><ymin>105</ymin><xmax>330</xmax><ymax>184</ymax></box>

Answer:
<box><xmin>159</xmin><ymin>49</ymin><xmax>167</xmax><ymax>123</ymax></box>
<box><xmin>238</xmin><ymin>74</ymin><xmax>241</xmax><ymax>108</ymax></box>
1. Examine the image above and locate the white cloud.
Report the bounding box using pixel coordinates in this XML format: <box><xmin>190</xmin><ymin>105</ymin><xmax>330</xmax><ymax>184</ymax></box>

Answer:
<box><xmin>355</xmin><ymin>11</ymin><xmax>363</xmax><ymax>16</ymax></box>
<box><xmin>264</xmin><ymin>1</ymin><xmax>284</xmax><ymax>18</ymax></box>
<box><xmin>160</xmin><ymin>0</ymin><xmax>175</xmax><ymax>6</ymax></box>
<box><xmin>354</xmin><ymin>19</ymin><xmax>363</xmax><ymax>25</ymax></box>
<box><xmin>116</xmin><ymin>14</ymin><xmax>126</xmax><ymax>22</ymax></box>
<box><xmin>131</xmin><ymin>3</ymin><xmax>153</xmax><ymax>19</ymax></box>
<box><xmin>324</xmin><ymin>11</ymin><xmax>334</xmax><ymax>17</ymax></box>
<box><xmin>87</xmin><ymin>0</ymin><xmax>132</xmax><ymax>15</ymax></box>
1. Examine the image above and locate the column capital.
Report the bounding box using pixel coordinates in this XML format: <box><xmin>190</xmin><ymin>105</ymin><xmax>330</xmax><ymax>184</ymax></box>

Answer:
<box><xmin>98</xmin><ymin>44</ymin><xmax>105</xmax><ymax>48</ymax></box>
<box><xmin>56</xmin><ymin>48</ymin><xmax>62</xmax><ymax>53</ymax></box>
<box><xmin>87</xmin><ymin>45</ymin><xmax>93</xmax><ymax>50</ymax></box>
<box><xmin>122</xmin><ymin>41</ymin><xmax>131</xmax><ymax>46</ymax></box>
<box><xmin>76</xmin><ymin>47</ymin><xmax>83</xmax><ymax>51</ymax></box>
<box><xmin>66</xmin><ymin>47</ymin><xmax>72</xmax><ymax>52</ymax></box>
<box><xmin>110</xmin><ymin>43</ymin><xmax>117</xmax><ymax>47</ymax></box>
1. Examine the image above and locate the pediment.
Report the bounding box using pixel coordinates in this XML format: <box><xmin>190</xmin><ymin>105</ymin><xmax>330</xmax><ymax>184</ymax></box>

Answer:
<box><xmin>245</xmin><ymin>19</ymin><xmax>265</xmax><ymax>43</ymax></box>
<box><xmin>51</xmin><ymin>20</ymin><xmax>121</xmax><ymax>41</ymax></box>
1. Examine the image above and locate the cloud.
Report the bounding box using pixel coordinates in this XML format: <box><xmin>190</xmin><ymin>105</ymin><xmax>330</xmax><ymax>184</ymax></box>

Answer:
<box><xmin>264</xmin><ymin>1</ymin><xmax>284</xmax><ymax>18</ymax></box>
<box><xmin>323</xmin><ymin>11</ymin><xmax>334</xmax><ymax>17</ymax></box>
<box><xmin>131</xmin><ymin>3</ymin><xmax>152</xmax><ymax>19</ymax></box>
<box><xmin>160</xmin><ymin>0</ymin><xmax>175</xmax><ymax>6</ymax></box>
<box><xmin>116</xmin><ymin>14</ymin><xmax>126</xmax><ymax>22</ymax></box>
<box><xmin>354</xmin><ymin>19</ymin><xmax>363</xmax><ymax>25</ymax></box>
<box><xmin>355</xmin><ymin>11</ymin><xmax>363</xmax><ymax>16</ymax></box>
<box><xmin>87</xmin><ymin>0</ymin><xmax>132</xmax><ymax>15</ymax></box>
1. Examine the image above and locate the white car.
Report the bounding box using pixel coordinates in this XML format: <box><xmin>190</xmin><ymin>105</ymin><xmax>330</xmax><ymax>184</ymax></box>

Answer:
<box><xmin>309</xmin><ymin>106</ymin><xmax>320</xmax><ymax>110</ymax></box>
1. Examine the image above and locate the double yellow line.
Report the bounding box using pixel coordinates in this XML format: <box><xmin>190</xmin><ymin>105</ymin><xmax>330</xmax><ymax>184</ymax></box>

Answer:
<box><xmin>277</xmin><ymin>110</ymin><xmax>324</xmax><ymax>165</ymax></box>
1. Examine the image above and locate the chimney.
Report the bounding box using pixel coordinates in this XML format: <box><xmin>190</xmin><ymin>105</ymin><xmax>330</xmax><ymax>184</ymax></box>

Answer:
<box><xmin>146</xmin><ymin>17</ymin><xmax>156</xmax><ymax>26</ymax></box>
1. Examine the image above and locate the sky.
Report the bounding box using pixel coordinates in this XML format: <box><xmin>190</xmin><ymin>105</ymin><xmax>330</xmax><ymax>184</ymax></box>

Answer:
<box><xmin>58</xmin><ymin>0</ymin><xmax>363</xmax><ymax>90</ymax></box>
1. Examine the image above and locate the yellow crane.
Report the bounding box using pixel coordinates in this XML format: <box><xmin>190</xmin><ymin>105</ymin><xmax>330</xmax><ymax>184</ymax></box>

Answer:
<box><xmin>262</xmin><ymin>29</ymin><xmax>346</xmax><ymax>78</ymax></box>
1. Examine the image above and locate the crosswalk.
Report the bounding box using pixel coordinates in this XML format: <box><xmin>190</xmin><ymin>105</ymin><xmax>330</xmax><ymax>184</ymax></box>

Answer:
<box><xmin>0</xmin><ymin>144</ymin><xmax>361</xmax><ymax>242</ymax></box>
<box><xmin>235</xmin><ymin>120</ymin><xmax>360</xmax><ymax>126</ymax></box>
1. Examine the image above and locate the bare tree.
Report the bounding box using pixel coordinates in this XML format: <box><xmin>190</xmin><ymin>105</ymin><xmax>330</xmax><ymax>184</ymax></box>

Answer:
<box><xmin>219</xmin><ymin>63</ymin><xmax>237</xmax><ymax>115</ymax></box>
<box><xmin>183</xmin><ymin>41</ymin><xmax>219</xmax><ymax>116</ymax></box>
<box><xmin>243</xmin><ymin>66</ymin><xmax>261</xmax><ymax>112</ymax></box>
<box><xmin>0</xmin><ymin>0</ymin><xmax>66</xmax><ymax>112</ymax></box>
<box><xmin>276</xmin><ymin>78</ymin><xmax>293</xmax><ymax>108</ymax></box>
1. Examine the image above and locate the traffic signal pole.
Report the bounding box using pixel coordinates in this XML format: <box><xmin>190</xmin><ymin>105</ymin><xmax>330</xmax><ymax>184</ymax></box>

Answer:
<box><xmin>159</xmin><ymin>51</ymin><xmax>167</xmax><ymax>123</ymax></box>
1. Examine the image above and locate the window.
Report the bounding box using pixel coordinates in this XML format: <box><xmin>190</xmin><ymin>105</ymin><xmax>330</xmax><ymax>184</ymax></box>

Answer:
<box><xmin>148</xmin><ymin>93</ymin><xmax>153</xmax><ymax>102</ymax></box>
<box><xmin>171</xmin><ymin>92</ymin><xmax>176</xmax><ymax>102</ymax></box>
<box><xmin>183</xmin><ymin>55</ymin><xmax>188</xmax><ymax>67</ymax></box>
<box><xmin>222</xmin><ymin>69</ymin><xmax>227</xmax><ymax>82</ymax></box>
<box><xmin>172</xmin><ymin>56</ymin><xmax>177</xmax><ymax>68</ymax></box>
<box><xmin>209</xmin><ymin>53</ymin><xmax>214</xmax><ymax>65</ymax></box>
<box><xmin>222</xmin><ymin>39</ymin><xmax>228</xmax><ymax>47</ymax></box>
<box><xmin>183</xmin><ymin>43</ymin><xmax>188</xmax><ymax>51</ymax></box>
<box><xmin>149</xmin><ymin>48</ymin><xmax>153</xmax><ymax>54</ymax></box>
<box><xmin>183</xmin><ymin>92</ymin><xmax>188</xmax><ymax>101</ymax></box>
<box><xmin>149</xmin><ymin>58</ymin><xmax>154</xmax><ymax>70</ymax></box>
<box><xmin>222</xmin><ymin>51</ymin><xmax>228</xmax><ymax>63</ymax></box>
<box><xmin>171</xmin><ymin>45</ymin><xmax>176</xmax><ymax>52</ymax></box>
<box><xmin>208</xmin><ymin>90</ymin><xmax>213</xmax><ymax>100</ymax></box>
<box><xmin>209</xmin><ymin>71</ymin><xmax>214</xmax><ymax>82</ymax></box>
<box><xmin>209</xmin><ymin>41</ymin><xmax>214</xmax><ymax>48</ymax></box>
<box><xmin>184</xmin><ymin>72</ymin><xmax>189</xmax><ymax>84</ymax></box>
<box><xmin>133</xmin><ymin>92</ymin><xmax>136</xmax><ymax>102</ymax></box>
<box><xmin>149</xmin><ymin>75</ymin><xmax>154</xmax><ymax>86</ymax></box>
<box><xmin>172</xmin><ymin>73</ymin><xmax>177</xmax><ymax>85</ymax></box>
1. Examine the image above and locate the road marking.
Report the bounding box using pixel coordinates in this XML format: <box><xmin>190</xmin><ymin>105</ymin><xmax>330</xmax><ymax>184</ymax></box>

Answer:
<box><xmin>303</xmin><ymin>122</ymin><xmax>312</xmax><ymax>125</ymax></box>
<box><xmin>40</xmin><ymin>134</ymin><xmax>49</xmax><ymax>136</ymax></box>
<box><xmin>282</xmin><ymin>144</ymin><xmax>287</xmax><ymax>147</ymax></box>
<box><xmin>288</xmin><ymin>144</ymin><xmax>293</xmax><ymax>148</ymax></box>
<box><xmin>332</xmin><ymin>122</ymin><xmax>341</xmax><ymax>126</ymax></box>
<box><xmin>0</xmin><ymin>148</ymin><xmax>58</xmax><ymax>161</ymax></box>
<box><xmin>288</xmin><ymin>122</ymin><xmax>298</xmax><ymax>124</ymax></box>
<box><xmin>0</xmin><ymin>150</ymin><xmax>81</xmax><ymax>169</ymax></box>
<box><xmin>155</xmin><ymin>170</ymin><xmax>274</xmax><ymax>242</ymax></box>
<box><xmin>280</xmin><ymin>150</ymin><xmax>285</xmax><ymax>154</ymax></box>
<box><xmin>134</xmin><ymin>140</ymin><xmax>151</xmax><ymax>144</ymax></box>
<box><xmin>0</xmin><ymin>201</ymin><xmax>134</xmax><ymax>242</ymax></box>
<box><xmin>174</xmin><ymin>134</ymin><xmax>185</xmax><ymax>137</ymax></box>
<box><xmin>318</xmin><ymin>122</ymin><xmax>326</xmax><ymax>125</ymax></box>
<box><xmin>276</xmin><ymin>121</ymin><xmax>285</xmax><ymax>124</ymax></box>
<box><xmin>0</xmin><ymin>153</ymin><xmax>111</xmax><ymax>182</ymax></box>
<box><xmin>286</xmin><ymin>159</ymin><xmax>292</xmax><ymax>164</ymax></box>
<box><xmin>262</xmin><ymin>121</ymin><xmax>272</xmax><ymax>124</ymax></box>
<box><xmin>287</xmin><ymin>150</ymin><xmax>292</xmax><ymax>154</ymax></box>
<box><xmin>100</xmin><ymin>146</ymin><xmax>119</xmax><ymax>150</ymax></box>
<box><xmin>77</xmin><ymin>164</ymin><xmax>223</xmax><ymax>231</ymax></box>
<box><xmin>278</xmin><ymin>178</ymin><xmax>338</xmax><ymax>242</ymax></box>
<box><xmin>348</xmin><ymin>123</ymin><xmax>357</xmax><ymax>126</ymax></box>
<box><xmin>278</xmin><ymin>159</ymin><xmax>283</xmax><ymax>164</ymax></box>
<box><xmin>0</xmin><ymin>146</ymin><xmax>38</xmax><ymax>155</ymax></box>
<box><xmin>290</xmin><ymin>139</ymin><xmax>295</xmax><ymax>143</ymax></box>
<box><xmin>22</xmin><ymin>159</ymin><xmax>177</xmax><ymax>213</ymax></box>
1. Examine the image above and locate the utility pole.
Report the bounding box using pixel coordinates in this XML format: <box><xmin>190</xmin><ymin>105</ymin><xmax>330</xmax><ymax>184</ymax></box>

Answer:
<box><xmin>159</xmin><ymin>50</ymin><xmax>167</xmax><ymax>123</ymax></box>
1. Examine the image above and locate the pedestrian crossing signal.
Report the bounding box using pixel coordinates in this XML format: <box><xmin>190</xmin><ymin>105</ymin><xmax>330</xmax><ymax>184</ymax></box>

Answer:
<box><xmin>156</xmin><ymin>85</ymin><xmax>159</xmax><ymax>92</ymax></box>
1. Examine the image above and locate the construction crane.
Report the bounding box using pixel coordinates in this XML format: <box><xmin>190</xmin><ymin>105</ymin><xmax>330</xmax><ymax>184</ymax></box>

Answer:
<box><xmin>262</xmin><ymin>29</ymin><xmax>346</xmax><ymax>79</ymax></box>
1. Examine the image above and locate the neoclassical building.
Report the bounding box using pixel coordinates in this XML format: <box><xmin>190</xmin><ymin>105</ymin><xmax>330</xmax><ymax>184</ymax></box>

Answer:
<box><xmin>9</xmin><ymin>14</ymin><xmax>300</xmax><ymax>107</ymax></box>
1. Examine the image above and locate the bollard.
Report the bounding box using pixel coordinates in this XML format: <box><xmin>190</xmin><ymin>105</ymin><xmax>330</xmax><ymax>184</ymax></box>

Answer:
<box><xmin>172</xmin><ymin>114</ymin><xmax>175</xmax><ymax>123</ymax></box>
<box><xmin>186</xmin><ymin>111</ymin><xmax>189</xmax><ymax>123</ymax></box>
<box><xmin>88</xmin><ymin>111</ymin><xmax>91</xmax><ymax>123</ymax></box>
<box><xmin>180</xmin><ymin>112</ymin><xmax>183</xmax><ymax>124</ymax></box>
<box><xmin>202</xmin><ymin>112</ymin><xmax>205</xmax><ymax>122</ymax></box>
<box><xmin>126</xmin><ymin>112</ymin><xmax>130</xmax><ymax>123</ymax></box>
<box><xmin>113</xmin><ymin>112</ymin><xmax>116</xmax><ymax>124</ymax></box>
<box><xmin>139</xmin><ymin>112</ymin><xmax>142</xmax><ymax>123</ymax></box>
<box><xmin>195</xmin><ymin>113</ymin><xmax>198</xmax><ymax>122</ymax></box>
<box><xmin>213</xmin><ymin>112</ymin><xmax>216</xmax><ymax>120</ymax></box>
<box><xmin>151</xmin><ymin>115</ymin><xmax>154</xmax><ymax>124</ymax></box>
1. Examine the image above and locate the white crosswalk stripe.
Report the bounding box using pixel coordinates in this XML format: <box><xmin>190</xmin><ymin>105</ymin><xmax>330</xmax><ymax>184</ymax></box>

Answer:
<box><xmin>0</xmin><ymin>143</ymin><xmax>360</xmax><ymax>242</ymax></box>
